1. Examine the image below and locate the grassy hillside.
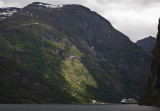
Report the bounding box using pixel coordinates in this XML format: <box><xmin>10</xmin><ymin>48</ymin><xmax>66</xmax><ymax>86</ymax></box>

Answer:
<box><xmin>0</xmin><ymin>21</ymin><xmax>98</xmax><ymax>103</ymax></box>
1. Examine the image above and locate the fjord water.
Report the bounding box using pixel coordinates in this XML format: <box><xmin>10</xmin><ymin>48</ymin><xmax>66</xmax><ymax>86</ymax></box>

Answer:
<box><xmin>0</xmin><ymin>104</ymin><xmax>159</xmax><ymax>111</ymax></box>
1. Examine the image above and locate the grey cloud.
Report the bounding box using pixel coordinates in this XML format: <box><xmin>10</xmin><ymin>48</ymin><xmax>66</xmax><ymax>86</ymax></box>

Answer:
<box><xmin>129</xmin><ymin>0</ymin><xmax>160</xmax><ymax>5</ymax></box>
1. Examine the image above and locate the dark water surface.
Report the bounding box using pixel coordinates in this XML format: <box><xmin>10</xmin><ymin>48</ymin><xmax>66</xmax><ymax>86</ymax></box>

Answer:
<box><xmin>0</xmin><ymin>104</ymin><xmax>160</xmax><ymax>111</ymax></box>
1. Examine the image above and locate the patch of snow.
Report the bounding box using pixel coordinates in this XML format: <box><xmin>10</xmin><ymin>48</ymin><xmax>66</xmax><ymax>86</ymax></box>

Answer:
<box><xmin>0</xmin><ymin>17</ymin><xmax>6</xmax><ymax>20</ymax></box>
<box><xmin>38</xmin><ymin>3</ymin><xmax>64</xmax><ymax>9</ymax></box>
<box><xmin>20</xmin><ymin>23</ymin><xmax>39</xmax><ymax>26</ymax></box>
<box><xmin>0</xmin><ymin>12</ymin><xmax>7</xmax><ymax>15</ymax></box>
<box><xmin>1</xmin><ymin>17</ymin><xmax>6</xmax><ymax>19</ymax></box>
<box><xmin>38</xmin><ymin>3</ymin><xmax>44</xmax><ymax>6</ymax></box>
<box><xmin>45</xmin><ymin>4</ymin><xmax>64</xmax><ymax>8</ymax></box>
<box><xmin>0</xmin><ymin>10</ymin><xmax>17</xmax><ymax>16</ymax></box>
<box><xmin>0</xmin><ymin>8</ymin><xmax>20</xmax><ymax>20</ymax></box>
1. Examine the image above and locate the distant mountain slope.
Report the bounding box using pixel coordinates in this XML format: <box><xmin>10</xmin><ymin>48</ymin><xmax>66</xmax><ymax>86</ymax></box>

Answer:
<box><xmin>140</xmin><ymin>20</ymin><xmax>160</xmax><ymax>106</ymax></box>
<box><xmin>0</xmin><ymin>2</ymin><xmax>151</xmax><ymax>103</ymax></box>
<box><xmin>136</xmin><ymin>36</ymin><xmax>156</xmax><ymax>56</ymax></box>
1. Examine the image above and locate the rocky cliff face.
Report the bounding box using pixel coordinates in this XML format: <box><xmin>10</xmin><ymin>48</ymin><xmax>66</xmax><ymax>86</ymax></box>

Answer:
<box><xmin>0</xmin><ymin>2</ymin><xmax>151</xmax><ymax>103</ymax></box>
<box><xmin>140</xmin><ymin>19</ymin><xmax>160</xmax><ymax>106</ymax></box>
<box><xmin>136</xmin><ymin>36</ymin><xmax>156</xmax><ymax>56</ymax></box>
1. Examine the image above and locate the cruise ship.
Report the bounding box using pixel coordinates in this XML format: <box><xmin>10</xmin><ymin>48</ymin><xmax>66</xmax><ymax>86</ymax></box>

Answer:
<box><xmin>121</xmin><ymin>98</ymin><xmax>138</xmax><ymax>104</ymax></box>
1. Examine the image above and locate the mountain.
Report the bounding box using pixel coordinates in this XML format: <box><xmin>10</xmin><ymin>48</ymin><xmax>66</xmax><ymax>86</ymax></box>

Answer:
<box><xmin>0</xmin><ymin>2</ymin><xmax>151</xmax><ymax>103</ymax></box>
<box><xmin>0</xmin><ymin>7</ymin><xmax>20</xmax><ymax>20</ymax></box>
<box><xmin>136</xmin><ymin>36</ymin><xmax>156</xmax><ymax>56</ymax></box>
<box><xmin>139</xmin><ymin>20</ymin><xmax>160</xmax><ymax>106</ymax></box>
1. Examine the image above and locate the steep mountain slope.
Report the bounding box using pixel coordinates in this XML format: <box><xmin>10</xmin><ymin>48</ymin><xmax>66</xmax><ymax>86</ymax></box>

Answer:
<box><xmin>140</xmin><ymin>20</ymin><xmax>160</xmax><ymax>106</ymax></box>
<box><xmin>136</xmin><ymin>36</ymin><xmax>156</xmax><ymax>56</ymax></box>
<box><xmin>0</xmin><ymin>2</ymin><xmax>151</xmax><ymax>103</ymax></box>
<box><xmin>0</xmin><ymin>54</ymin><xmax>78</xmax><ymax>103</ymax></box>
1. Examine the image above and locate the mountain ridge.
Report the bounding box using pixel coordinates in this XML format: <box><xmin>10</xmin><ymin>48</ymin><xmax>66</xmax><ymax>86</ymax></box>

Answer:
<box><xmin>136</xmin><ymin>36</ymin><xmax>156</xmax><ymax>56</ymax></box>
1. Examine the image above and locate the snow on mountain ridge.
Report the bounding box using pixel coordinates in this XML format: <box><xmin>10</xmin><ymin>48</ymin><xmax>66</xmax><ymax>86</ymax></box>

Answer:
<box><xmin>0</xmin><ymin>10</ymin><xmax>17</xmax><ymax>16</ymax></box>
<box><xmin>38</xmin><ymin>3</ymin><xmax>65</xmax><ymax>8</ymax></box>
<box><xmin>0</xmin><ymin>7</ymin><xmax>20</xmax><ymax>20</ymax></box>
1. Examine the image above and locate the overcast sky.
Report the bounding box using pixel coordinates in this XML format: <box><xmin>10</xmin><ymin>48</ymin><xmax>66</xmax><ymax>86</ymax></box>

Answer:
<box><xmin>0</xmin><ymin>0</ymin><xmax>160</xmax><ymax>42</ymax></box>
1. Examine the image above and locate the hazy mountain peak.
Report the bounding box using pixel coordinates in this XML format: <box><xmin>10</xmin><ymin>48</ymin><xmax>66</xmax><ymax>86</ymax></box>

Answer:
<box><xmin>136</xmin><ymin>36</ymin><xmax>156</xmax><ymax>56</ymax></box>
